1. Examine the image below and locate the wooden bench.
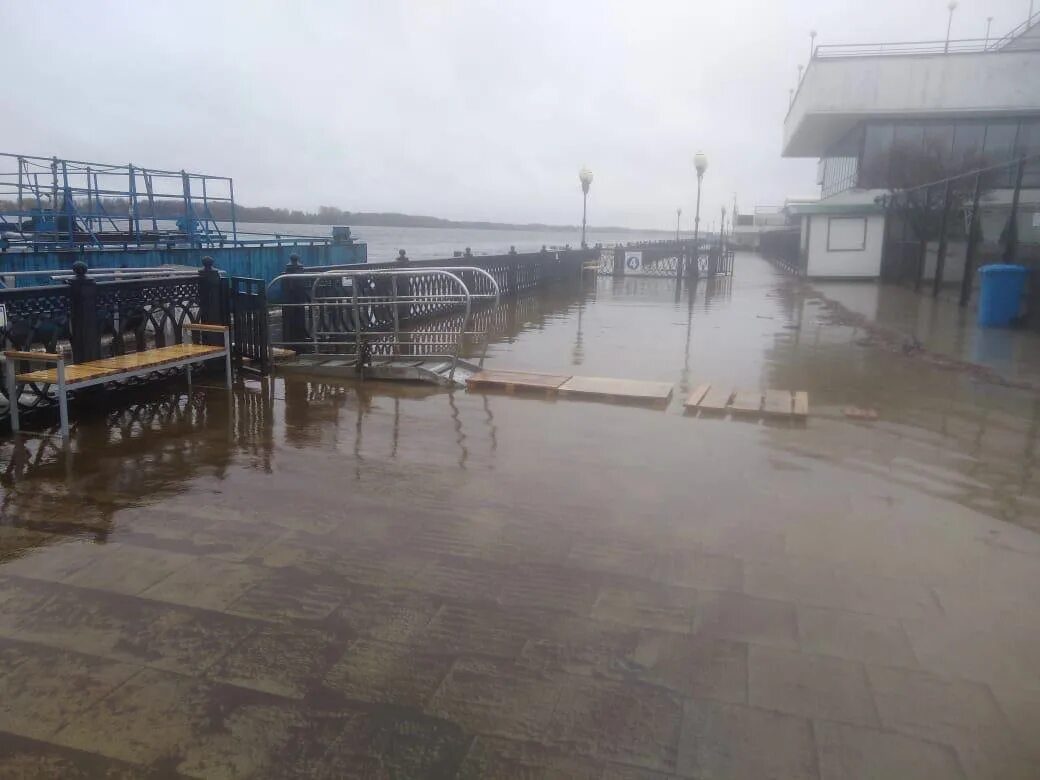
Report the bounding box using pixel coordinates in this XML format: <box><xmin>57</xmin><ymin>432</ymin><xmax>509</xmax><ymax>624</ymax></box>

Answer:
<box><xmin>4</xmin><ymin>323</ymin><xmax>231</xmax><ymax>441</ymax></box>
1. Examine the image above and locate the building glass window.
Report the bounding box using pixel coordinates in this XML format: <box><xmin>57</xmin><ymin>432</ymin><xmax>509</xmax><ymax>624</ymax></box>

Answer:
<box><xmin>1016</xmin><ymin>118</ymin><xmax>1040</xmax><ymax>187</ymax></box>
<box><xmin>860</xmin><ymin>123</ymin><xmax>894</xmax><ymax>188</ymax></box>
<box><xmin>922</xmin><ymin>122</ymin><xmax>955</xmax><ymax>166</ymax></box>
<box><xmin>952</xmin><ymin>121</ymin><xmax>985</xmax><ymax>170</ymax></box>
<box><xmin>983</xmin><ymin>121</ymin><xmax>1020</xmax><ymax>186</ymax></box>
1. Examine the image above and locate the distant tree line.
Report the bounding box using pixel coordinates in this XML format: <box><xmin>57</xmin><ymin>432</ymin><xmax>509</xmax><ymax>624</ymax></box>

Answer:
<box><xmin>0</xmin><ymin>196</ymin><xmax>659</xmax><ymax>233</ymax></box>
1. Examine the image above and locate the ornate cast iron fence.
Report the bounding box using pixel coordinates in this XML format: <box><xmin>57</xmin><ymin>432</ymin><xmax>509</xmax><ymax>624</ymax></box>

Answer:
<box><xmin>1</xmin><ymin>260</ymin><xmax>226</xmax><ymax>427</ymax></box>
<box><xmin>597</xmin><ymin>239</ymin><xmax>734</xmax><ymax>279</ymax></box>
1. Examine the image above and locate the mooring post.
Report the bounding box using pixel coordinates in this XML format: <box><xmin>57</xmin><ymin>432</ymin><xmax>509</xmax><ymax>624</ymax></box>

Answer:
<box><xmin>282</xmin><ymin>253</ymin><xmax>309</xmax><ymax>351</ymax></box>
<box><xmin>197</xmin><ymin>256</ymin><xmax>225</xmax><ymax>345</ymax></box>
<box><xmin>68</xmin><ymin>261</ymin><xmax>100</xmax><ymax>363</ymax></box>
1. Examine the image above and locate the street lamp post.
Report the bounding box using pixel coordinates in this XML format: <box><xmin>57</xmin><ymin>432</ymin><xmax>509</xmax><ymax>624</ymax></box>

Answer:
<box><xmin>809</xmin><ymin>29</ymin><xmax>817</xmax><ymax>59</ymax></box>
<box><xmin>676</xmin><ymin>207</ymin><xmax>682</xmax><ymax>241</ymax></box>
<box><xmin>686</xmin><ymin>151</ymin><xmax>708</xmax><ymax>280</ymax></box>
<box><xmin>578</xmin><ymin>167</ymin><xmax>593</xmax><ymax>247</ymax></box>
<box><xmin>985</xmin><ymin>15</ymin><xmax>993</xmax><ymax>47</ymax></box>
<box><xmin>944</xmin><ymin>1</ymin><xmax>957</xmax><ymax>53</ymax></box>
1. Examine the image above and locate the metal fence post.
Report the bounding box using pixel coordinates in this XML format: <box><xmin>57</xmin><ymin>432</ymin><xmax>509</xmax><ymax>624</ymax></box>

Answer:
<box><xmin>282</xmin><ymin>253</ymin><xmax>309</xmax><ymax>350</ymax></box>
<box><xmin>960</xmin><ymin>173</ymin><xmax>982</xmax><ymax>308</ymax></box>
<box><xmin>914</xmin><ymin>187</ymin><xmax>933</xmax><ymax>294</ymax></box>
<box><xmin>68</xmin><ymin>261</ymin><xmax>100</xmax><ymax>363</ymax></box>
<box><xmin>197</xmin><ymin>256</ymin><xmax>226</xmax><ymax>346</ymax></box>
<box><xmin>932</xmin><ymin>181</ymin><xmax>952</xmax><ymax>298</ymax></box>
<box><xmin>1003</xmin><ymin>157</ymin><xmax>1026</xmax><ymax>263</ymax></box>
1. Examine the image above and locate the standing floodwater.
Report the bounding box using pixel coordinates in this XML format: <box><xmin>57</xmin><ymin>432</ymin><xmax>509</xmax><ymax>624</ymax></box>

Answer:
<box><xmin>1</xmin><ymin>254</ymin><xmax>1038</xmax><ymax>776</ymax></box>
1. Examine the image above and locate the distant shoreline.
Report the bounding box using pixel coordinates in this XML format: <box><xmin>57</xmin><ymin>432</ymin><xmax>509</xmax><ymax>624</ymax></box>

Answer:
<box><xmin>236</xmin><ymin>211</ymin><xmax>672</xmax><ymax>234</ymax></box>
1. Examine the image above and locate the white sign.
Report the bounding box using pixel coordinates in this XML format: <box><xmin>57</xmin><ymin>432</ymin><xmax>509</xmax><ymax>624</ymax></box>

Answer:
<box><xmin>0</xmin><ymin>304</ymin><xmax>6</xmax><ymax>329</ymax></box>
<box><xmin>624</xmin><ymin>251</ymin><xmax>643</xmax><ymax>272</ymax></box>
<box><xmin>1032</xmin><ymin>212</ymin><xmax>1040</xmax><ymax>229</ymax></box>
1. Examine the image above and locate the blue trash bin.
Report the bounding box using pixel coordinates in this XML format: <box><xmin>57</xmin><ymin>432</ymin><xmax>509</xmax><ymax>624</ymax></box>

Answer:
<box><xmin>977</xmin><ymin>264</ymin><xmax>1027</xmax><ymax>328</ymax></box>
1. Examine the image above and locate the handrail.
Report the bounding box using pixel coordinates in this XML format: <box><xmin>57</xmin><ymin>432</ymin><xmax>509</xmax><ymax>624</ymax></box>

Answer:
<box><xmin>266</xmin><ymin>266</ymin><xmax>501</xmax><ymax>381</ymax></box>
<box><xmin>814</xmin><ymin>37</ymin><xmax>1040</xmax><ymax>58</ymax></box>
<box><xmin>990</xmin><ymin>10</ymin><xmax>1040</xmax><ymax>50</ymax></box>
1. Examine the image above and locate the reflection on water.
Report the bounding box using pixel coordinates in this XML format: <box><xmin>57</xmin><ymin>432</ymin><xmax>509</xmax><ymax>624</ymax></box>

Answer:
<box><xmin>1</xmin><ymin>254</ymin><xmax>1039</xmax><ymax>776</ymax></box>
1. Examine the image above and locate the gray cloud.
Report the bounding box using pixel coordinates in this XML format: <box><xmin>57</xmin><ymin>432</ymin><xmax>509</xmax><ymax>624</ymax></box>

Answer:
<box><xmin>3</xmin><ymin>0</ymin><xmax>1029</xmax><ymax>228</ymax></box>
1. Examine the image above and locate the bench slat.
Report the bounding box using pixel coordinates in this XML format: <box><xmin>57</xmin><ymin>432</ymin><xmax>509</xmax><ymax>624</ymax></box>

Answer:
<box><xmin>83</xmin><ymin>344</ymin><xmax>223</xmax><ymax>372</ymax></box>
<box><xmin>16</xmin><ymin>364</ymin><xmax>119</xmax><ymax>385</ymax></box>
<box><xmin>4</xmin><ymin>350</ymin><xmax>63</xmax><ymax>362</ymax></box>
<box><xmin>186</xmin><ymin>323</ymin><xmax>229</xmax><ymax>334</ymax></box>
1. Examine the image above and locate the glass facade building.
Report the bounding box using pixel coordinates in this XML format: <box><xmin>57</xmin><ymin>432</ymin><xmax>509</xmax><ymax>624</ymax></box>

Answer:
<box><xmin>819</xmin><ymin>116</ymin><xmax>1040</xmax><ymax>197</ymax></box>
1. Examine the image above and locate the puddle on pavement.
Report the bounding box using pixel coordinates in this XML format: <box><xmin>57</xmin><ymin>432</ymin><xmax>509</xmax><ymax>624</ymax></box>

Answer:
<box><xmin>1</xmin><ymin>255</ymin><xmax>1038</xmax><ymax>777</ymax></box>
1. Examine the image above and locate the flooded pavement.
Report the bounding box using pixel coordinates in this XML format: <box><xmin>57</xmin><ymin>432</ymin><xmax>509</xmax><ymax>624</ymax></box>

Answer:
<box><xmin>1</xmin><ymin>254</ymin><xmax>1039</xmax><ymax>778</ymax></box>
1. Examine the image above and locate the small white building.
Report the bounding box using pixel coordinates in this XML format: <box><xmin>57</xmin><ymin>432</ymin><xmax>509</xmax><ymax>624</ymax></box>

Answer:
<box><xmin>782</xmin><ymin>12</ymin><xmax>1040</xmax><ymax>279</ymax></box>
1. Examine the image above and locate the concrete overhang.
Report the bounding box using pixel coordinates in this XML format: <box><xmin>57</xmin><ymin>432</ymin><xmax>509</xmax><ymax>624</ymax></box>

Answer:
<box><xmin>783</xmin><ymin>48</ymin><xmax>1040</xmax><ymax>157</ymax></box>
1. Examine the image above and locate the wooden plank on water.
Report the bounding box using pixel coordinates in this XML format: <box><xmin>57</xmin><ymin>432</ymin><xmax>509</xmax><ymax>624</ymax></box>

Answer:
<box><xmin>684</xmin><ymin>383</ymin><xmax>711</xmax><ymax>408</ymax></box>
<box><xmin>793</xmin><ymin>391</ymin><xmax>809</xmax><ymax>418</ymax></box>
<box><xmin>559</xmin><ymin>375</ymin><xmax>673</xmax><ymax>403</ymax></box>
<box><xmin>697</xmin><ymin>386</ymin><xmax>734</xmax><ymax>411</ymax></box>
<box><xmin>730</xmin><ymin>390</ymin><xmax>764</xmax><ymax>415</ymax></box>
<box><xmin>763</xmin><ymin>389</ymin><xmax>794</xmax><ymax>418</ymax></box>
<box><xmin>466</xmin><ymin>369</ymin><xmax>571</xmax><ymax>394</ymax></box>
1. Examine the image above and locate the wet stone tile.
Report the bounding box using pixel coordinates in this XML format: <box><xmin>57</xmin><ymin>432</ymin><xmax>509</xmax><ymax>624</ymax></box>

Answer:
<box><xmin>815</xmin><ymin>720</ymin><xmax>965</xmax><ymax>780</ymax></box>
<box><xmin>139</xmin><ymin>557</ymin><xmax>267</xmax><ymax>611</ymax></box>
<box><xmin>591</xmin><ymin>582</ymin><xmax>696</xmax><ymax>632</ymax></box>
<box><xmin>866</xmin><ymin>664</ymin><xmax>1011</xmax><ymax>747</ymax></box>
<box><xmin>52</xmin><ymin>668</ymin><xmax>302</xmax><ymax>777</ymax></box>
<box><xmin>303</xmin><ymin>705</ymin><xmax>469</xmax><ymax>779</ymax></box>
<box><xmin>0</xmin><ymin>732</ymin><xmax>166</xmax><ymax>779</ymax></box>
<box><xmin>0</xmin><ymin>539</ymin><xmax>108</xmax><ymax>583</ymax></box>
<box><xmin>0</xmin><ymin>640</ymin><xmax>139</xmax><ymax>740</ymax></box>
<box><xmin>749</xmin><ymin>645</ymin><xmax>878</xmax><ymax>726</ymax></box>
<box><xmin>427</xmin><ymin>657</ymin><xmax>561</xmax><ymax>741</ymax></box>
<box><xmin>653</xmin><ymin>549</ymin><xmax>744</xmax><ymax>592</ymax></box>
<box><xmin>323</xmin><ymin>638</ymin><xmax>453</xmax><ymax>707</ymax></box>
<box><xmin>0</xmin><ymin>578</ymin><xmax>133</xmax><ymax>658</ymax></box>
<box><xmin>677</xmin><ymin>699</ymin><xmax>817</xmax><ymax>780</ymax></box>
<box><xmin>499</xmin><ymin>562</ymin><xmax>601</xmax><ymax>615</ymax></box>
<box><xmin>61</xmin><ymin>543</ymin><xmax>195</xmax><ymax>596</ymax></box>
<box><xmin>207</xmin><ymin>624</ymin><xmax>344</xmax><ymax>699</ymax></box>
<box><xmin>693</xmin><ymin>590</ymin><xmax>799</xmax><ymax>649</ymax></box>
<box><xmin>549</xmin><ymin>676</ymin><xmax>684</xmax><ymax>773</ymax></box>
<box><xmin>797</xmin><ymin>605</ymin><xmax>919</xmax><ymax>668</ymax></box>
<box><xmin>627</xmin><ymin>629</ymin><xmax>748</xmax><ymax>704</ymax></box>
<box><xmin>105</xmin><ymin>601</ymin><xmax>257</xmax><ymax>675</ymax></box>
<box><xmin>408</xmin><ymin>554</ymin><xmax>507</xmax><ymax>601</ymax></box>
<box><xmin>0</xmin><ymin>527</ymin><xmax>61</xmax><ymax>565</ymax></box>
<box><xmin>455</xmin><ymin>735</ymin><xmax>605</xmax><ymax>780</ymax></box>
<box><xmin>333</xmin><ymin>586</ymin><xmax>442</xmax><ymax>644</ymax></box>
<box><xmin>418</xmin><ymin>603</ymin><xmax>540</xmax><ymax>658</ymax></box>
<box><xmin>224</xmin><ymin>569</ymin><xmax>347</xmax><ymax>623</ymax></box>
<box><xmin>518</xmin><ymin>617</ymin><xmax>644</xmax><ymax>679</ymax></box>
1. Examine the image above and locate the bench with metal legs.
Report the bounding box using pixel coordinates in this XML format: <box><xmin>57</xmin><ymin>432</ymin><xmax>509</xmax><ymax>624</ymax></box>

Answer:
<box><xmin>4</xmin><ymin>323</ymin><xmax>232</xmax><ymax>441</ymax></box>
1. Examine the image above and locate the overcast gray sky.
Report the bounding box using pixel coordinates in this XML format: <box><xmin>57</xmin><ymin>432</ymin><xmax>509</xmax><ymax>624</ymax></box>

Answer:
<box><xmin>3</xmin><ymin>0</ymin><xmax>1032</xmax><ymax>229</ymax></box>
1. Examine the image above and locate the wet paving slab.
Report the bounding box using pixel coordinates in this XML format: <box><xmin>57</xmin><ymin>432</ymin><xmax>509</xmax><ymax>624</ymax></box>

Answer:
<box><xmin>1</xmin><ymin>255</ymin><xmax>1039</xmax><ymax>777</ymax></box>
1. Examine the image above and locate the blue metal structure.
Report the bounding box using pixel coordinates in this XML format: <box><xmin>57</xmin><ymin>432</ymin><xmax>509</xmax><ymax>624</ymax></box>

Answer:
<box><xmin>0</xmin><ymin>152</ymin><xmax>367</xmax><ymax>284</ymax></box>
<box><xmin>0</xmin><ymin>153</ymin><xmax>239</xmax><ymax>249</ymax></box>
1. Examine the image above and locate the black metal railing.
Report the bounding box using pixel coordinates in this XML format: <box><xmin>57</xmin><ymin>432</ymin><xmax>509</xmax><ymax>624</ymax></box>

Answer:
<box><xmin>1</xmin><ymin>260</ymin><xmax>227</xmax><ymax>426</ymax></box>
<box><xmin>878</xmin><ymin>153</ymin><xmax>1040</xmax><ymax>318</ymax></box>
<box><xmin>229</xmin><ymin>276</ymin><xmax>270</xmax><ymax>374</ymax></box>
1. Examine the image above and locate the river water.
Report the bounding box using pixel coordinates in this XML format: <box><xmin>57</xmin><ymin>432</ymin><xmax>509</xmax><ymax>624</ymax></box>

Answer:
<box><xmin>0</xmin><ymin>253</ymin><xmax>1038</xmax><ymax>776</ymax></box>
<box><xmin>234</xmin><ymin>221</ymin><xmax>672</xmax><ymax>262</ymax></box>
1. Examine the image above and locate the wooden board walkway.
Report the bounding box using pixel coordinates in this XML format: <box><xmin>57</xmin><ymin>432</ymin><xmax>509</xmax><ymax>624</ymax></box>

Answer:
<box><xmin>558</xmin><ymin>376</ymin><xmax>672</xmax><ymax>404</ymax></box>
<box><xmin>685</xmin><ymin>384</ymin><xmax>809</xmax><ymax>420</ymax></box>
<box><xmin>465</xmin><ymin>369</ymin><xmax>571</xmax><ymax>395</ymax></box>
